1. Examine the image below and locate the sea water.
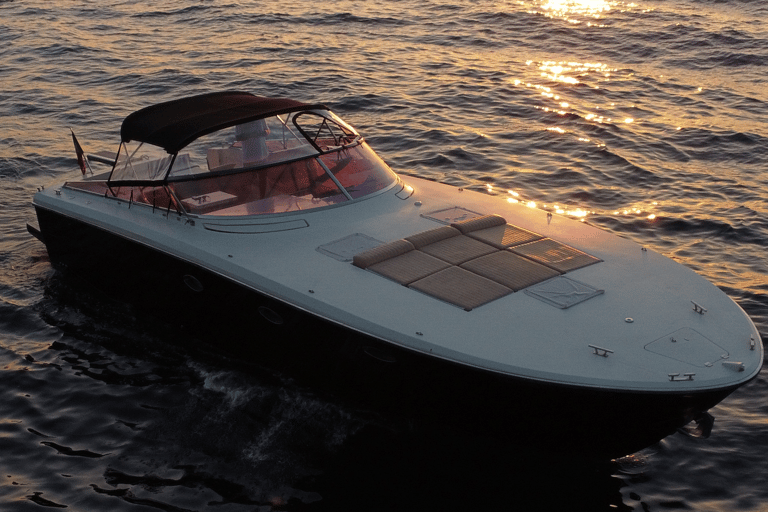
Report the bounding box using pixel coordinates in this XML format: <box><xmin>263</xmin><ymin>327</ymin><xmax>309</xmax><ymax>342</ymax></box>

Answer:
<box><xmin>1</xmin><ymin>0</ymin><xmax>766</xmax><ymax>509</ymax></box>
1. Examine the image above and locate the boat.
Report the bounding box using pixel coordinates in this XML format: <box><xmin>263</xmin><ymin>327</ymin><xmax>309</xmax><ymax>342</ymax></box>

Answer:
<box><xmin>29</xmin><ymin>91</ymin><xmax>763</xmax><ymax>457</ymax></box>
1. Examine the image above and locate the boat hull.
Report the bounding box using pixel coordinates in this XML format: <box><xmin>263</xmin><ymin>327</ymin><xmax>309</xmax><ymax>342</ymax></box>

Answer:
<box><xmin>33</xmin><ymin>205</ymin><xmax>743</xmax><ymax>458</ymax></box>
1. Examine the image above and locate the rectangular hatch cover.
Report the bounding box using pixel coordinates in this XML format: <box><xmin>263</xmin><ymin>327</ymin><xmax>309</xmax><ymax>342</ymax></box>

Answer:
<box><xmin>645</xmin><ymin>327</ymin><xmax>729</xmax><ymax>368</ymax></box>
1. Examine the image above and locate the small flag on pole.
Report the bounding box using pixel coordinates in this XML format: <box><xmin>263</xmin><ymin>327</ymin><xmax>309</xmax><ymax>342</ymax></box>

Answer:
<box><xmin>70</xmin><ymin>129</ymin><xmax>90</xmax><ymax>175</ymax></box>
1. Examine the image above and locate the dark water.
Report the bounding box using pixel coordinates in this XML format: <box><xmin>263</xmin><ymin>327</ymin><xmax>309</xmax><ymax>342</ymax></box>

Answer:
<box><xmin>2</xmin><ymin>0</ymin><xmax>767</xmax><ymax>510</ymax></box>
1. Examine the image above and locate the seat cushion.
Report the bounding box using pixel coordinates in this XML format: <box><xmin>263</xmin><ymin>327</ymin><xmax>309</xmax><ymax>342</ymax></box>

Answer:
<box><xmin>368</xmin><ymin>250</ymin><xmax>452</xmax><ymax>285</ymax></box>
<box><xmin>451</xmin><ymin>214</ymin><xmax>507</xmax><ymax>234</ymax></box>
<box><xmin>409</xmin><ymin>266</ymin><xmax>512</xmax><ymax>311</ymax></box>
<box><xmin>418</xmin><ymin>234</ymin><xmax>498</xmax><ymax>265</ymax></box>
<box><xmin>466</xmin><ymin>223</ymin><xmax>543</xmax><ymax>249</ymax></box>
<box><xmin>510</xmin><ymin>238</ymin><xmax>601</xmax><ymax>272</ymax></box>
<box><xmin>353</xmin><ymin>239</ymin><xmax>415</xmax><ymax>269</ymax></box>
<box><xmin>461</xmin><ymin>250</ymin><xmax>560</xmax><ymax>291</ymax></box>
<box><xmin>405</xmin><ymin>225</ymin><xmax>461</xmax><ymax>249</ymax></box>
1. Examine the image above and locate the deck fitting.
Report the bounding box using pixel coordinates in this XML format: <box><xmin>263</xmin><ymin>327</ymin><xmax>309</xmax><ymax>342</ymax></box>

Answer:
<box><xmin>691</xmin><ymin>301</ymin><xmax>707</xmax><ymax>314</ymax></box>
<box><xmin>589</xmin><ymin>344</ymin><xmax>613</xmax><ymax>357</ymax></box>
<box><xmin>669</xmin><ymin>373</ymin><xmax>695</xmax><ymax>382</ymax></box>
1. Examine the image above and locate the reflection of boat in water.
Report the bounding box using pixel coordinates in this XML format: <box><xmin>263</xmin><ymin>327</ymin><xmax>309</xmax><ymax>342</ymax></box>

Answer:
<box><xmin>30</xmin><ymin>91</ymin><xmax>763</xmax><ymax>457</ymax></box>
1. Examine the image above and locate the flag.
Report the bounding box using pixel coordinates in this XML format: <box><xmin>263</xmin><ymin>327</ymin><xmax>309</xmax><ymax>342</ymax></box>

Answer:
<box><xmin>70</xmin><ymin>129</ymin><xmax>89</xmax><ymax>175</ymax></box>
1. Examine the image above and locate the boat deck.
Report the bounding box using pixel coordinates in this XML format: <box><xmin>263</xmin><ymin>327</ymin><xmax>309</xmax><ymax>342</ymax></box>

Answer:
<box><xmin>352</xmin><ymin>213</ymin><xmax>601</xmax><ymax>310</ymax></box>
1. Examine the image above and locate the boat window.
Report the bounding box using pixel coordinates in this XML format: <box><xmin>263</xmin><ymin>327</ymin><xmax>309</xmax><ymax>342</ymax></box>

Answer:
<box><xmin>113</xmin><ymin>185</ymin><xmax>178</xmax><ymax>208</ymax></box>
<box><xmin>168</xmin><ymin>157</ymin><xmax>348</xmax><ymax>216</ymax></box>
<box><xmin>292</xmin><ymin>111</ymin><xmax>358</xmax><ymax>151</ymax></box>
<box><xmin>177</xmin><ymin>113</ymin><xmax>320</xmax><ymax>177</ymax></box>
<box><xmin>319</xmin><ymin>142</ymin><xmax>398</xmax><ymax>199</ymax></box>
<box><xmin>110</xmin><ymin>141</ymin><xmax>189</xmax><ymax>183</ymax></box>
<box><xmin>99</xmin><ymin>110</ymin><xmax>395</xmax><ymax>216</ymax></box>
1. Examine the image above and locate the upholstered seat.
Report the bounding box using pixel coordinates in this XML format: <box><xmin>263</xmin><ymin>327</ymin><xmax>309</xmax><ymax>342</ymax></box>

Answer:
<box><xmin>417</xmin><ymin>234</ymin><xmax>498</xmax><ymax>265</ymax></box>
<box><xmin>368</xmin><ymin>250</ymin><xmax>451</xmax><ymax>285</ymax></box>
<box><xmin>353</xmin><ymin>239</ymin><xmax>415</xmax><ymax>269</ymax></box>
<box><xmin>353</xmin><ymin>238</ymin><xmax>451</xmax><ymax>285</ymax></box>
<box><xmin>510</xmin><ymin>238</ymin><xmax>601</xmax><ymax>273</ymax></box>
<box><xmin>409</xmin><ymin>266</ymin><xmax>512</xmax><ymax>311</ymax></box>
<box><xmin>351</xmin><ymin>214</ymin><xmax>601</xmax><ymax>310</ymax></box>
<box><xmin>466</xmin><ymin>223</ymin><xmax>543</xmax><ymax>249</ymax></box>
<box><xmin>450</xmin><ymin>214</ymin><xmax>507</xmax><ymax>234</ymax></box>
<box><xmin>405</xmin><ymin>225</ymin><xmax>461</xmax><ymax>249</ymax></box>
<box><xmin>460</xmin><ymin>250</ymin><xmax>560</xmax><ymax>291</ymax></box>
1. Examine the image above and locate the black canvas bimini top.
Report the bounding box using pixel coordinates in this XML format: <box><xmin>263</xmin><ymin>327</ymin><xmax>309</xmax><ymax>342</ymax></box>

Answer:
<box><xmin>120</xmin><ymin>91</ymin><xmax>326</xmax><ymax>154</ymax></box>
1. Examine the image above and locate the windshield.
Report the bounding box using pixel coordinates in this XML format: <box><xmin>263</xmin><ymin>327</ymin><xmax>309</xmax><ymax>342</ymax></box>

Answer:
<box><xmin>100</xmin><ymin>110</ymin><xmax>398</xmax><ymax>216</ymax></box>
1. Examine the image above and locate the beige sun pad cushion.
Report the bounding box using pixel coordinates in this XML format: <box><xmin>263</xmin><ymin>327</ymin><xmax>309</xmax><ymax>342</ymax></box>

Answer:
<box><xmin>368</xmin><ymin>251</ymin><xmax>452</xmax><ymax>285</ymax></box>
<box><xmin>405</xmin><ymin>225</ymin><xmax>461</xmax><ymax>249</ymax></box>
<box><xmin>467</xmin><ymin>223</ymin><xmax>543</xmax><ymax>249</ymax></box>
<box><xmin>409</xmin><ymin>266</ymin><xmax>512</xmax><ymax>311</ymax></box>
<box><xmin>510</xmin><ymin>238</ymin><xmax>601</xmax><ymax>272</ymax></box>
<box><xmin>353</xmin><ymin>239</ymin><xmax>415</xmax><ymax>269</ymax></box>
<box><xmin>461</xmin><ymin>250</ymin><xmax>561</xmax><ymax>291</ymax></box>
<box><xmin>418</xmin><ymin>234</ymin><xmax>498</xmax><ymax>265</ymax></box>
<box><xmin>451</xmin><ymin>214</ymin><xmax>506</xmax><ymax>234</ymax></box>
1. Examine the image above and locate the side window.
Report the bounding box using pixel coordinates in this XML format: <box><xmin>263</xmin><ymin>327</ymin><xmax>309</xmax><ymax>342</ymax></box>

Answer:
<box><xmin>111</xmin><ymin>142</ymin><xmax>173</xmax><ymax>182</ymax></box>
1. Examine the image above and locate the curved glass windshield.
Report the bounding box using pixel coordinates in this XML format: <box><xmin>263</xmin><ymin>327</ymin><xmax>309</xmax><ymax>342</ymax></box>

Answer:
<box><xmin>98</xmin><ymin>110</ymin><xmax>397</xmax><ymax>216</ymax></box>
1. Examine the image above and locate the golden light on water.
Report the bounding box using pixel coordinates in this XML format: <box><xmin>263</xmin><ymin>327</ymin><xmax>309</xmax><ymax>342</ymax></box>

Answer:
<box><xmin>542</xmin><ymin>0</ymin><xmax>612</xmax><ymax>13</ymax></box>
<box><xmin>536</xmin><ymin>61</ymin><xmax>616</xmax><ymax>85</ymax></box>
<box><xmin>497</xmin><ymin>189</ymin><xmax>658</xmax><ymax>223</ymax></box>
<box><xmin>531</xmin><ymin>0</ymin><xmax>616</xmax><ymax>25</ymax></box>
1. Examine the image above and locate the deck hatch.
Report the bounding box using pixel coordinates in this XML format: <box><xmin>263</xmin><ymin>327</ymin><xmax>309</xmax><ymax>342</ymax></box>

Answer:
<box><xmin>318</xmin><ymin>233</ymin><xmax>383</xmax><ymax>262</ymax></box>
<box><xmin>645</xmin><ymin>327</ymin><xmax>729</xmax><ymax>367</ymax></box>
<box><xmin>524</xmin><ymin>277</ymin><xmax>604</xmax><ymax>309</ymax></box>
<box><xmin>422</xmin><ymin>206</ymin><xmax>483</xmax><ymax>225</ymax></box>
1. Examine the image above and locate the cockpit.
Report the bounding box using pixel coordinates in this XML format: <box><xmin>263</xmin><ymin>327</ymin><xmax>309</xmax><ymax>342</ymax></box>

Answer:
<box><xmin>66</xmin><ymin>108</ymin><xmax>399</xmax><ymax>216</ymax></box>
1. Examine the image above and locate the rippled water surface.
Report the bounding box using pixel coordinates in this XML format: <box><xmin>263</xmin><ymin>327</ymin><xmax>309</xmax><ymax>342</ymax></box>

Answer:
<box><xmin>1</xmin><ymin>0</ymin><xmax>767</xmax><ymax>510</ymax></box>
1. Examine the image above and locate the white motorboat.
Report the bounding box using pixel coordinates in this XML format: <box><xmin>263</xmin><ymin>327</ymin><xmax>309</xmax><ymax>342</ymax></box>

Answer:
<box><xmin>30</xmin><ymin>91</ymin><xmax>763</xmax><ymax>457</ymax></box>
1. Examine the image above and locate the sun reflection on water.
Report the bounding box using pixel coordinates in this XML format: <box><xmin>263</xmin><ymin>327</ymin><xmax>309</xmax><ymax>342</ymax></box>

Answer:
<box><xmin>495</xmin><ymin>188</ymin><xmax>658</xmax><ymax>224</ymax></box>
<box><xmin>541</xmin><ymin>0</ymin><xmax>612</xmax><ymax>15</ymax></box>
<box><xmin>511</xmin><ymin>59</ymin><xmax>644</xmax><ymax>132</ymax></box>
<box><xmin>527</xmin><ymin>0</ymin><xmax>619</xmax><ymax>25</ymax></box>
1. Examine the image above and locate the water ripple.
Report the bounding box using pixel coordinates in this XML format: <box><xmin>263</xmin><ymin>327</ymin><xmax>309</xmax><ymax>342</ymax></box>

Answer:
<box><xmin>1</xmin><ymin>0</ymin><xmax>766</xmax><ymax>510</ymax></box>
